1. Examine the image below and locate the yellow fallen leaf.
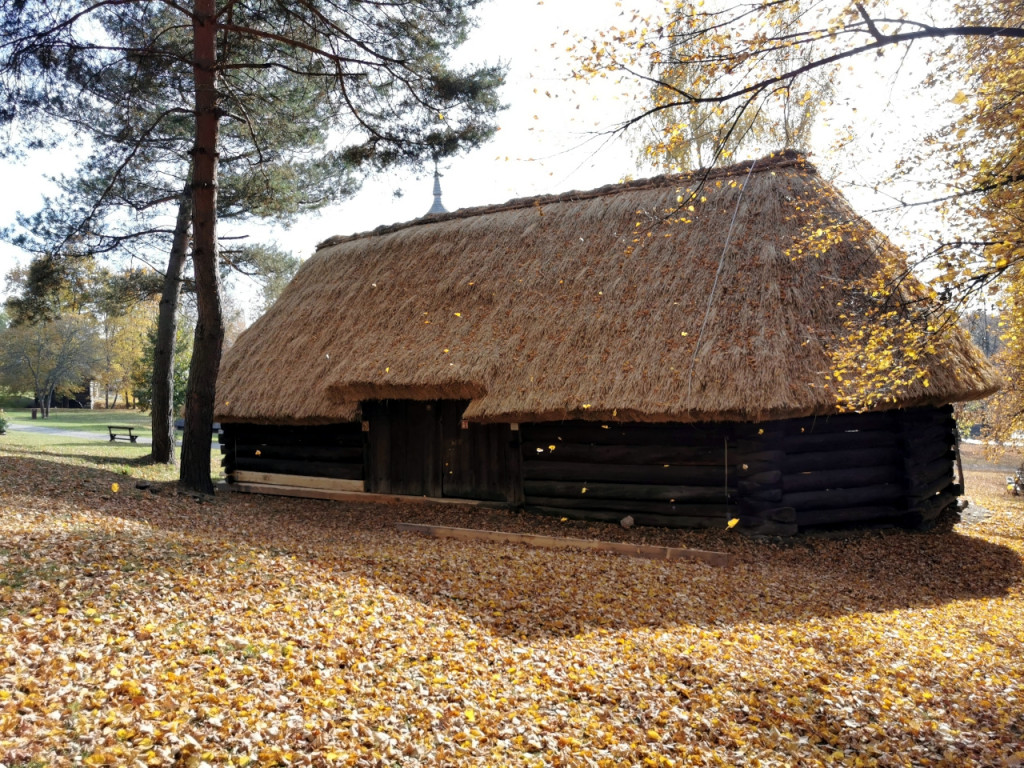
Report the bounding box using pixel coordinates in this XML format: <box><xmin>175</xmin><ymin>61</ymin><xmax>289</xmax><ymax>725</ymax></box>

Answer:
<box><xmin>727</xmin><ymin>518</ymin><xmax>739</xmax><ymax>528</ymax></box>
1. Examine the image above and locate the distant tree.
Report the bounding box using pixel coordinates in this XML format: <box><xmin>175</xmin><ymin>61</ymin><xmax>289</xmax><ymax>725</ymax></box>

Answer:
<box><xmin>963</xmin><ymin>307</ymin><xmax>1002</xmax><ymax>359</ymax></box>
<box><xmin>248</xmin><ymin>246</ymin><xmax>301</xmax><ymax>315</ymax></box>
<box><xmin>4</xmin><ymin>256</ymin><xmax>160</xmax><ymax>411</ymax></box>
<box><xmin>132</xmin><ymin>309</ymin><xmax>194</xmax><ymax>417</ymax></box>
<box><xmin>2</xmin><ymin>0</ymin><xmax>505</xmax><ymax>493</ymax></box>
<box><xmin>0</xmin><ymin>316</ymin><xmax>100</xmax><ymax>416</ymax></box>
<box><xmin>95</xmin><ymin>300</ymin><xmax>158</xmax><ymax>408</ymax></box>
<box><xmin>634</xmin><ymin>1</ymin><xmax>834</xmax><ymax>173</ymax></box>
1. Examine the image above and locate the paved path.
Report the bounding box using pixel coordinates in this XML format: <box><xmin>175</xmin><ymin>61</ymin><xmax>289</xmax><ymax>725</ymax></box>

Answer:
<box><xmin>6</xmin><ymin>422</ymin><xmax>184</xmax><ymax>446</ymax></box>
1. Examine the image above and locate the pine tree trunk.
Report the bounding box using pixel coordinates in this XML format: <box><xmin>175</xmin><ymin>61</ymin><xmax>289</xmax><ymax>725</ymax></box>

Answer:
<box><xmin>179</xmin><ymin>1</ymin><xmax>224</xmax><ymax>495</ymax></box>
<box><xmin>151</xmin><ymin>182</ymin><xmax>192</xmax><ymax>465</ymax></box>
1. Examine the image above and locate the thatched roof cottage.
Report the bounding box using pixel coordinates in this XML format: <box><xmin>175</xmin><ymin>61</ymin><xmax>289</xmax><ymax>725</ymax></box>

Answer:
<box><xmin>215</xmin><ymin>152</ymin><xmax>999</xmax><ymax>534</ymax></box>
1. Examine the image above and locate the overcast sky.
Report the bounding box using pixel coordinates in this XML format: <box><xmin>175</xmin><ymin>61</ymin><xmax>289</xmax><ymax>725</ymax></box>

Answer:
<box><xmin>0</xmin><ymin>0</ymin><xmax>962</xmax><ymax>313</ymax></box>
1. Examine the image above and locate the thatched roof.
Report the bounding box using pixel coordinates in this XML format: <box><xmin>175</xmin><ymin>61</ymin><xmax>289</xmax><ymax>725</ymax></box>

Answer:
<box><xmin>216</xmin><ymin>151</ymin><xmax>999</xmax><ymax>426</ymax></box>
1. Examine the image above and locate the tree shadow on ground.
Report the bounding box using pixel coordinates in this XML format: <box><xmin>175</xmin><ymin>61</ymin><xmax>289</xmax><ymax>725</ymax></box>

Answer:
<box><xmin>4</xmin><ymin>453</ymin><xmax>1022</xmax><ymax>639</ymax></box>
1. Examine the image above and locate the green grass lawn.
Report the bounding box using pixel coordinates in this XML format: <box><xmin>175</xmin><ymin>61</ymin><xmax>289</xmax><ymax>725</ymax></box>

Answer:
<box><xmin>4</xmin><ymin>407</ymin><xmax>151</xmax><ymax>434</ymax></box>
<box><xmin>0</xmin><ymin>418</ymin><xmax>223</xmax><ymax>483</ymax></box>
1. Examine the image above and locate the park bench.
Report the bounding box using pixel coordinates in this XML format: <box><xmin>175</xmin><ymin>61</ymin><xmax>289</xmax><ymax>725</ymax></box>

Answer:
<box><xmin>107</xmin><ymin>425</ymin><xmax>139</xmax><ymax>443</ymax></box>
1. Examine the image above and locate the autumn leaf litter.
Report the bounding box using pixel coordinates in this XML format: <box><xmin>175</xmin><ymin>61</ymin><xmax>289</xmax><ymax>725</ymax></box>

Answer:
<box><xmin>1</xmin><ymin>452</ymin><xmax>1023</xmax><ymax>767</ymax></box>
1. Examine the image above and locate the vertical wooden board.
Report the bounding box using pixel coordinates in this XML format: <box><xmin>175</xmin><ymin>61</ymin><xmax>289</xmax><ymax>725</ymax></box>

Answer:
<box><xmin>425</xmin><ymin>400</ymin><xmax>444</xmax><ymax>498</ymax></box>
<box><xmin>441</xmin><ymin>400</ymin><xmax>516</xmax><ymax>502</ymax></box>
<box><xmin>364</xmin><ymin>401</ymin><xmax>393</xmax><ymax>494</ymax></box>
<box><xmin>393</xmin><ymin>400</ymin><xmax>422</xmax><ymax>496</ymax></box>
<box><xmin>506</xmin><ymin>425</ymin><xmax>525</xmax><ymax>505</ymax></box>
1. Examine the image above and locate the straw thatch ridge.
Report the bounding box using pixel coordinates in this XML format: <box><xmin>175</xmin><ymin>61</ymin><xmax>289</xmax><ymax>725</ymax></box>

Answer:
<box><xmin>216</xmin><ymin>152</ymin><xmax>999</xmax><ymax>426</ymax></box>
<box><xmin>316</xmin><ymin>151</ymin><xmax>809</xmax><ymax>251</ymax></box>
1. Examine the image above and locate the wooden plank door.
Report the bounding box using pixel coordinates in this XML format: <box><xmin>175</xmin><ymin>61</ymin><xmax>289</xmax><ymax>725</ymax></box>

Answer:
<box><xmin>364</xmin><ymin>400</ymin><xmax>442</xmax><ymax>496</ymax></box>
<box><xmin>440</xmin><ymin>400</ymin><xmax>520</xmax><ymax>502</ymax></box>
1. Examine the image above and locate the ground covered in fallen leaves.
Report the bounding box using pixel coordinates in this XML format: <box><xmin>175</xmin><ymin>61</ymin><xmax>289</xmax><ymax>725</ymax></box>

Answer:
<box><xmin>1</xmin><ymin>440</ymin><xmax>1022</xmax><ymax>767</ymax></box>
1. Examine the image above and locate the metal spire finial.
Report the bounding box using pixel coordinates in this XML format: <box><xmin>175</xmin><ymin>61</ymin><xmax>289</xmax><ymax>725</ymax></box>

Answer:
<box><xmin>427</xmin><ymin>161</ymin><xmax>447</xmax><ymax>215</ymax></box>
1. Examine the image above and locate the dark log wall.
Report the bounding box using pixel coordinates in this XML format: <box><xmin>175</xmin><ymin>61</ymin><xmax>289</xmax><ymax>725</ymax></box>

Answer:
<box><xmin>520</xmin><ymin>422</ymin><xmax>736</xmax><ymax>529</ymax></box>
<box><xmin>520</xmin><ymin>405</ymin><xmax>959</xmax><ymax>534</ymax></box>
<box><xmin>221</xmin><ymin>405</ymin><xmax>959</xmax><ymax>534</ymax></box>
<box><xmin>220</xmin><ymin>422</ymin><xmax>365</xmax><ymax>483</ymax></box>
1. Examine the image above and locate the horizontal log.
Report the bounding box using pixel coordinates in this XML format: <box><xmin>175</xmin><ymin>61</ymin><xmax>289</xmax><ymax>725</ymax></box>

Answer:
<box><xmin>767</xmin><ymin>507</ymin><xmax>796</xmax><ymax>524</ymax></box>
<box><xmin>738</xmin><ymin>470</ymin><xmax>783</xmax><ymax>488</ymax></box>
<box><xmin>734</xmin><ymin>516</ymin><xmax>798</xmax><ymax>537</ymax></box>
<box><xmin>782</xmin><ymin>430</ymin><xmax>899</xmax><ymax>454</ymax></box>
<box><xmin>737</xmin><ymin>450</ymin><xmax>786</xmax><ymax>466</ymax></box>
<box><xmin>234</xmin><ymin>443</ymin><xmax>363</xmax><ymax>462</ymax></box>
<box><xmin>736</xmin><ymin>484</ymin><xmax>783</xmax><ymax>502</ymax></box>
<box><xmin>232</xmin><ymin>471</ymin><xmax>364</xmax><ymax>493</ymax></box>
<box><xmin>735</xmin><ymin>459</ymin><xmax>782</xmax><ymax>477</ymax></box>
<box><xmin>905</xmin><ymin>435</ymin><xmax>954</xmax><ymax>467</ymax></box>
<box><xmin>522</xmin><ymin>422</ymin><xmax>732</xmax><ymax>448</ymax></box>
<box><xmin>783</xmin><ymin>447</ymin><xmax>900</xmax><ymax>473</ymax></box>
<box><xmin>221</xmin><ymin>423</ymin><xmax>363</xmax><ymax>447</ymax></box>
<box><xmin>782</xmin><ymin>411</ymin><xmax>898</xmax><ymax>435</ymax></box>
<box><xmin>898</xmin><ymin>405</ymin><xmax>953</xmax><ymax>424</ymax></box>
<box><xmin>524</xmin><ymin>480</ymin><xmax>730</xmax><ymax>503</ymax></box>
<box><xmin>901</xmin><ymin>422</ymin><xmax>954</xmax><ymax>449</ymax></box>
<box><xmin>529</xmin><ymin>506</ymin><xmax>733</xmax><ymax>531</ymax></box>
<box><xmin>734</xmin><ymin>434</ymin><xmax>787</xmax><ymax>453</ymax></box>
<box><xmin>522</xmin><ymin>442</ymin><xmax>728</xmax><ymax>466</ymax></box>
<box><xmin>522</xmin><ymin>460</ymin><xmax>728</xmax><ymax>486</ymax></box>
<box><xmin>396</xmin><ymin>523</ymin><xmax>734</xmax><ymax>566</ymax></box>
<box><xmin>906</xmin><ymin>446</ymin><xmax>954</xmax><ymax>475</ymax></box>
<box><xmin>907</xmin><ymin>488</ymin><xmax>960</xmax><ymax>519</ymax></box>
<box><xmin>907</xmin><ymin>456</ymin><xmax>953</xmax><ymax>490</ymax></box>
<box><xmin>738</xmin><ymin>497</ymin><xmax>790</xmax><ymax>516</ymax></box>
<box><xmin>233</xmin><ymin>457</ymin><xmax>363</xmax><ymax>480</ymax></box>
<box><xmin>740</xmin><ymin>430</ymin><xmax>897</xmax><ymax>455</ymax></box>
<box><xmin>526</xmin><ymin>496</ymin><xmax>732</xmax><ymax>518</ymax></box>
<box><xmin>796</xmin><ymin>505</ymin><xmax>902</xmax><ymax>527</ymax></box>
<box><xmin>782</xmin><ymin>483</ymin><xmax>904</xmax><ymax>511</ymax></box>
<box><xmin>897</xmin><ymin>413</ymin><xmax>949</xmax><ymax>428</ymax></box>
<box><xmin>782</xmin><ymin>465</ymin><xmax>902</xmax><ymax>494</ymax></box>
<box><xmin>908</xmin><ymin>473</ymin><xmax>956</xmax><ymax>503</ymax></box>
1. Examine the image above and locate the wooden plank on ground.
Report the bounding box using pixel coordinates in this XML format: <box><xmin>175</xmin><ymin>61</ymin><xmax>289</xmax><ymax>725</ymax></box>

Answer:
<box><xmin>233</xmin><ymin>471</ymin><xmax>364</xmax><ymax>492</ymax></box>
<box><xmin>395</xmin><ymin>523</ymin><xmax>733</xmax><ymax>567</ymax></box>
<box><xmin>229</xmin><ymin>482</ymin><xmax>508</xmax><ymax>508</ymax></box>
